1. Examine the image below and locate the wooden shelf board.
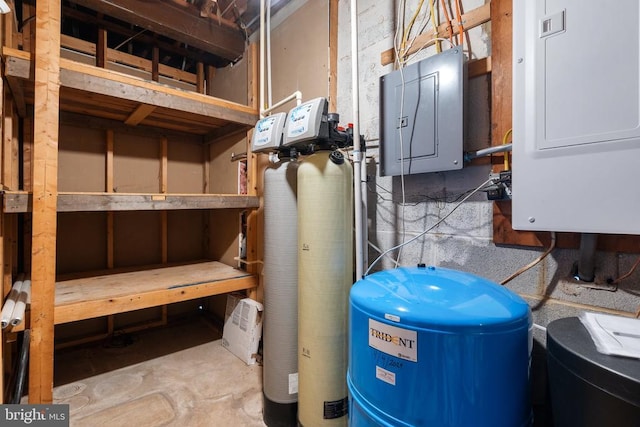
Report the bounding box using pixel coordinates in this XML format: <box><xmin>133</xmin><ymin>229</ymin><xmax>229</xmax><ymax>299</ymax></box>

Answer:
<box><xmin>2</xmin><ymin>47</ymin><xmax>258</xmax><ymax>135</ymax></box>
<box><xmin>54</xmin><ymin>261</ymin><xmax>256</xmax><ymax>324</ymax></box>
<box><xmin>2</xmin><ymin>192</ymin><xmax>260</xmax><ymax>213</ymax></box>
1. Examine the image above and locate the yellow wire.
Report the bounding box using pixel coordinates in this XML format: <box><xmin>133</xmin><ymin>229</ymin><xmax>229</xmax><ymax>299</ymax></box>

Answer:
<box><xmin>429</xmin><ymin>0</ymin><xmax>440</xmax><ymax>53</ymax></box>
<box><xmin>401</xmin><ymin>0</ymin><xmax>425</xmax><ymax>57</ymax></box>
<box><xmin>502</xmin><ymin>128</ymin><xmax>512</xmax><ymax>171</ymax></box>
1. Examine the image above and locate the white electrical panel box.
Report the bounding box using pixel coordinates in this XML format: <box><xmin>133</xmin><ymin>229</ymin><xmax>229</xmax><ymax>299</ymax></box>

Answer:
<box><xmin>251</xmin><ymin>112</ymin><xmax>287</xmax><ymax>153</ymax></box>
<box><xmin>513</xmin><ymin>0</ymin><xmax>640</xmax><ymax>234</ymax></box>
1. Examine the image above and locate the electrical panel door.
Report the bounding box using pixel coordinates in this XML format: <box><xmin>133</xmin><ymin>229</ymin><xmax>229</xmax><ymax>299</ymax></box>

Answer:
<box><xmin>380</xmin><ymin>48</ymin><xmax>464</xmax><ymax>176</ymax></box>
<box><xmin>513</xmin><ymin>0</ymin><xmax>640</xmax><ymax>233</ymax></box>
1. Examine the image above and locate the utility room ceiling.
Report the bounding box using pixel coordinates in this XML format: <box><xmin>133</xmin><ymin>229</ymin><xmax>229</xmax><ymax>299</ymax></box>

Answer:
<box><xmin>18</xmin><ymin>0</ymin><xmax>291</xmax><ymax>71</ymax></box>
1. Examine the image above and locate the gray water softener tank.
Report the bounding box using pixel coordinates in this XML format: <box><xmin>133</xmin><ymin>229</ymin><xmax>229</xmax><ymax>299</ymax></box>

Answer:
<box><xmin>547</xmin><ymin>317</ymin><xmax>640</xmax><ymax>427</ymax></box>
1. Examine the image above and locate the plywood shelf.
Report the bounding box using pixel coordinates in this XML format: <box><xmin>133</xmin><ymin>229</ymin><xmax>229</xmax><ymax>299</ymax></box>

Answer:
<box><xmin>2</xmin><ymin>47</ymin><xmax>259</xmax><ymax>135</ymax></box>
<box><xmin>54</xmin><ymin>261</ymin><xmax>256</xmax><ymax>324</ymax></box>
<box><xmin>2</xmin><ymin>191</ymin><xmax>259</xmax><ymax>213</ymax></box>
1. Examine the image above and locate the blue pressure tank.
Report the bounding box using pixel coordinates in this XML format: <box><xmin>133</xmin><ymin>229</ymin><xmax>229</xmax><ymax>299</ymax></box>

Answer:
<box><xmin>348</xmin><ymin>266</ymin><xmax>532</xmax><ymax>427</ymax></box>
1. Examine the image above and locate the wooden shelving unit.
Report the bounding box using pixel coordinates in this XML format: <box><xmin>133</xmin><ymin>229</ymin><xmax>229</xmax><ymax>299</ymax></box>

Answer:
<box><xmin>2</xmin><ymin>192</ymin><xmax>260</xmax><ymax>213</ymax></box>
<box><xmin>54</xmin><ymin>261</ymin><xmax>256</xmax><ymax>325</ymax></box>
<box><xmin>3</xmin><ymin>47</ymin><xmax>257</xmax><ymax>136</ymax></box>
<box><xmin>0</xmin><ymin>1</ymin><xmax>261</xmax><ymax>403</ymax></box>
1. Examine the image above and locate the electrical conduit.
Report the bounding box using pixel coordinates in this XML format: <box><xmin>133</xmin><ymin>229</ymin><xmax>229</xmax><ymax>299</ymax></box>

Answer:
<box><xmin>351</xmin><ymin>0</ymin><xmax>364</xmax><ymax>279</ymax></box>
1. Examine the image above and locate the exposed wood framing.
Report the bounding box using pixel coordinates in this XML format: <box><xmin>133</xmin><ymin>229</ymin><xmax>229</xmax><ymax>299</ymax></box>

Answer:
<box><xmin>152</xmin><ymin>46</ymin><xmax>160</xmax><ymax>82</ymax></box>
<box><xmin>468</xmin><ymin>57</ymin><xmax>491</xmax><ymax>78</ymax></box>
<box><xmin>96</xmin><ymin>27</ymin><xmax>107</xmax><ymax>68</ymax></box>
<box><xmin>206</xmin><ymin>66</ymin><xmax>216</xmax><ymax>97</ymax></box>
<box><xmin>3</xmin><ymin>92</ymin><xmax>18</xmax><ymax>189</ymax></box>
<box><xmin>21</xmin><ymin>2</ymin><xmax>34</xmax><ymax>52</ymax></box>
<box><xmin>68</xmin><ymin>0</ymin><xmax>245</xmax><ymax>61</ymax></box>
<box><xmin>106</xmin><ymin>129</ymin><xmax>114</xmax><ymax>269</ymax></box>
<box><xmin>60</xmin><ymin>34</ymin><xmax>198</xmax><ymax>85</ymax></box>
<box><xmin>3</xmin><ymin>48</ymin><xmax>258</xmax><ymax>128</ymax></box>
<box><xmin>245</xmin><ymin>43</ymin><xmax>259</xmax><ymax>301</ymax></box>
<box><xmin>107</xmin><ymin>129</ymin><xmax>115</xmax><ymax>349</ymax></box>
<box><xmin>248</xmin><ymin>43</ymin><xmax>258</xmax><ymax>113</ymax></box>
<box><xmin>22</xmin><ymin>115</ymin><xmax>33</xmax><ymax>275</ymax></box>
<box><xmin>29</xmin><ymin>0</ymin><xmax>61</xmax><ymax>404</ymax></box>
<box><xmin>196</xmin><ymin>62</ymin><xmax>205</xmax><ymax>94</ymax></box>
<box><xmin>54</xmin><ymin>261</ymin><xmax>256</xmax><ymax>324</ymax></box>
<box><xmin>58</xmin><ymin>112</ymin><xmax>209</xmax><ymax>140</ymax></box>
<box><xmin>5</xmin><ymin>76</ymin><xmax>26</xmax><ymax>118</ymax></box>
<box><xmin>61</xmin><ymin>6</ymin><xmax>224</xmax><ymax>68</ymax></box>
<box><xmin>124</xmin><ymin>104</ymin><xmax>156</xmax><ymax>126</ymax></box>
<box><xmin>160</xmin><ymin>137</ymin><xmax>168</xmax><ymax>194</ymax></box>
<box><xmin>381</xmin><ymin>3</ymin><xmax>490</xmax><ymax>66</ymax></box>
<box><xmin>203</xmin><ymin>145</ymin><xmax>210</xmax><ymax>193</ymax></box>
<box><xmin>204</xmin><ymin>123</ymin><xmax>248</xmax><ymax>145</ymax></box>
<box><xmin>160</xmin><ymin>137</ymin><xmax>168</xmax><ymax>264</ymax></box>
<box><xmin>3</xmin><ymin>192</ymin><xmax>260</xmax><ymax>212</ymax></box>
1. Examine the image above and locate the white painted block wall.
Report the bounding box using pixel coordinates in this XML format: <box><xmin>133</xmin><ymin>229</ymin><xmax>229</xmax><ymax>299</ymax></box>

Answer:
<box><xmin>334</xmin><ymin>0</ymin><xmax>640</xmax><ymax>335</ymax></box>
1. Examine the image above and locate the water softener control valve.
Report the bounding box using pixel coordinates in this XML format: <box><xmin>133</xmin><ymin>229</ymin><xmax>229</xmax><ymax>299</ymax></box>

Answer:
<box><xmin>283</xmin><ymin>97</ymin><xmax>328</xmax><ymax>149</ymax></box>
<box><xmin>251</xmin><ymin>112</ymin><xmax>287</xmax><ymax>153</ymax></box>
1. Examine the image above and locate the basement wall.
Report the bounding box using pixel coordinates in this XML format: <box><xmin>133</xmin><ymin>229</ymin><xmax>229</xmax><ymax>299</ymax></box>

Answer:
<box><xmin>335</xmin><ymin>0</ymin><xmax>640</xmax><ymax>346</ymax></box>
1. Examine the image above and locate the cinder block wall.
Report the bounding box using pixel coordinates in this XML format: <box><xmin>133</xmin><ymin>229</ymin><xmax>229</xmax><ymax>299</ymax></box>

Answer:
<box><xmin>335</xmin><ymin>0</ymin><xmax>640</xmax><ymax>343</ymax></box>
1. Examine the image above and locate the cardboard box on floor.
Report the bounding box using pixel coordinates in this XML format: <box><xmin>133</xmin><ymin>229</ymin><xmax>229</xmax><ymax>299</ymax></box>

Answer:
<box><xmin>222</xmin><ymin>293</ymin><xmax>263</xmax><ymax>365</ymax></box>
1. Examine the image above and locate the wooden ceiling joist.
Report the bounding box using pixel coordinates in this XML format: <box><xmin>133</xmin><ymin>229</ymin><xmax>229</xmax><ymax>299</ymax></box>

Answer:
<box><xmin>124</xmin><ymin>103</ymin><xmax>156</xmax><ymax>125</ymax></box>
<box><xmin>68</xmin><ymin>0</ymin><xmax>246</xmax><ymax>61</ymax></box>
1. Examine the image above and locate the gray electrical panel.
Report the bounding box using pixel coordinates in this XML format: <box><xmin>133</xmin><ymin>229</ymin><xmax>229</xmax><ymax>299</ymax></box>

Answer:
<box><xmin>513</xmin><ymin>0</ymin><xmax>640</xmax><ymax>234</ymax></box>
<box><xmin>379</xmin><ymin>48</ymin><xmax>465</xmax><ymax>176</ymax></box>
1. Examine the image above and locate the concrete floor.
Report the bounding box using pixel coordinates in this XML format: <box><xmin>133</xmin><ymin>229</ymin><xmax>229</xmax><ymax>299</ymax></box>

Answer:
<box><xmin>51</xmin><ymin>317</ymin><xmax>266</xmax><ymax>426</ymax></box>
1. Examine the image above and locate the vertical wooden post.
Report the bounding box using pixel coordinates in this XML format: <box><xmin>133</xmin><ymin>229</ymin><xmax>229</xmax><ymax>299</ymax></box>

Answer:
<box><xmin>202</xmin><ymin>143</ymin><xmax>210</xmax><ymax>257</ymax></box>
<box><xmin>106</xmin><ymin>129</ymin><xmax>114</xmax><ymax>269</ymax></box>
<box><xmin>203</xmin><ymin>145</ymin><xmax>210</xmax><ymax>194</ymax></box>
<box><xmin>97</xmin><ymin>27</ymin><xmax>107</xmax><ymax>68</ymax></box>
<box><xmin>3</xmin><ymin>92</ymin><xmax>15</xmax><ymax>190</ymax></box>
<box><xmin>29</xmin><ymin>0</ymin><xmax>61</xmax><ymax>404</ymax></box>
<box><xmin>160</xmin><ymin>137</ymin><xmax>168</xmax><ymax>264</ymax></box>
<box><xmin>152</xmin><ymin>46</ymin><xmax>160</xmax><ymax>82</ymax></box>
<box><xmin>22</xmin><ymin>115</ymin><xmax>34</xmax><ymax>278</ymax></box>
<box><xmin>491</xmin><ymin>0</ymin><xmax>512</xmax><ymax>149</ymax></box>
<box><xmin>491</xmin><ymin>0</ymin><xmax>537</xmax><ymax>246</ymax></box>
<box><xmin>206</xmin><ymin>65</ymin><xmax>216</xmax><ymax>96</ymax></box>
<box><xmin>196</xmin><ymin>62</ymin><xmax>205</xmax><ymax>94</ymax></box>
<box><xmin>106</xmin><ymin>133</ymin><xmax>115</xmax><ymax>333</ymax></box>
<box><xmin>245</xmin><ymin>43</ymin><xmax>260</xmax><ymax>300</ymax></box>
<box><xmin>21</xmin><ymin>3</ymin><xmax>35</xmax><ymax>52</ymax></box>
<box><xmin>328</xmin><ymin>0</ymin><xmax>339</xmax><ymax>112</ymax></box>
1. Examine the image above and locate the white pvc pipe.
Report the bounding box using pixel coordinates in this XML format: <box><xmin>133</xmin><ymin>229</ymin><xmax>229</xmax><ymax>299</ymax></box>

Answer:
<box><xmin>260</xmin><ymin>0</ymin><xmax>266</xmax><ymax>118</ymax></box>
<box><xmin>266</xmin><ymin>0</ymin><xmax>273</xmax><ymax>108</ymax></box>
<box><xmin>263</xmin><ymin>90</ymin><xmax>303</xmax><ymax>115</ymax></box>
<box><xmin>1</xmin><ymin>277</ymin><xmax>23</xmax><ymax>329</ymax></box>
<box><xmin>10</xmin><ymin>279</ymin><xmax>30</xmax><ymax>327</ymax></box>
<box><xmin>351</xmin><ymin>0</ymin><xmax>364</xmax><ymax>279</ymax></box>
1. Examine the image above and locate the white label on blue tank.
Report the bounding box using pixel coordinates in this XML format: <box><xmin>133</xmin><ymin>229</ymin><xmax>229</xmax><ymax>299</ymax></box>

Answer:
<box><xmin>369</xmin><ymin>318</ymin><xmax>418</xmax><ymax>362</ymax></box>
<box><xmin>375</xmin><ymin>366</ymin><xmax>396</xmax><ymax>385</ymax></box>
